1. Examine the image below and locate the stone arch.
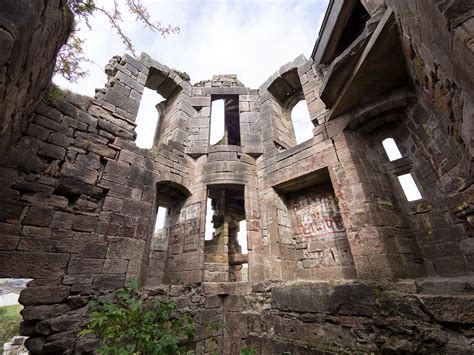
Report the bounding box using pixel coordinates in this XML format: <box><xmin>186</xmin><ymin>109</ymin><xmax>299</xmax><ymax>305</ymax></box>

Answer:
<box><xmin>155</xmin><ymin>173</ymin><xmax>193</xmax><ymax>198</ymax></box>
<box><xmin>145</xmin><ymin>179</ymin><xmax>191</xmax><ymax>286</ymax></box>
<box><xmin>346</xmin><ymin>90</ymin><xmax>416</xmax><ymax>133</ymax></box>
<box><xmin>137</xmin><ymin>53</ymin><xmax>193</xmax><ymax>147</ymax></box>
<box><xmin>138</xmin><ymin>53</ymin><xmax>188</xmax><ymax>100</ymax></box>
<box><xmin>260</xmin><ymin>56</ymin><xmax>319</xmax><ymax>149</ymax></box>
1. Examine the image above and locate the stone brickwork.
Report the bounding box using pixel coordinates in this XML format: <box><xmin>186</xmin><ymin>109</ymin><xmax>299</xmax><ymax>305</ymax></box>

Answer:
<box><xmin>0</xmin><ymin>0</ymin><xmax>473</xmax><ymax>354</ymax></box>
<box><xmin>0</xmin><ymin>0</ymin><xmax>73</xmax><ymax>154</ymax></box>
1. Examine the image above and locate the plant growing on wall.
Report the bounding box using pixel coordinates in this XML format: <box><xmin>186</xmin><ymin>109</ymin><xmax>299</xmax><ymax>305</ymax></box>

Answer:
<box><xmin>58</xmin><ymin>0</ymin><xmax>179</xmax><ymax>81</ymax></box>
<box><xmin>79</xmin><ymin>280</ymin><xmax>195</xmax><ymax>354</ymax></box>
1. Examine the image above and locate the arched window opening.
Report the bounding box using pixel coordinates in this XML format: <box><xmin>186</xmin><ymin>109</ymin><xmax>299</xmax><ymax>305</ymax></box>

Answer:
<box><xmin>382</xmin><ymin>137</ymin><xmax>403</xmax><ymax>161</ymax></box>
<box><xmin>397</xmin><ymin>173</ymin><xmax>422</xmax><ymax>201</ymax></box>
<box><xmin>209</xmin><ymin>99</ymin><xmax>225</xmax><ymax>145</ymax></box>
<box><xmin>148</xmin><ymin>181</ymin><xmax>191</xmax><ymax>286</ymax></box>
<box><xmin>291</xmin><ymin>100</ymin><xmax>313</xmax><ymax>144</ymax></box>
<box><xmin>135</xmin><ymin>88</ymin><xmax>165</xmax><ymax>149</ymax></box>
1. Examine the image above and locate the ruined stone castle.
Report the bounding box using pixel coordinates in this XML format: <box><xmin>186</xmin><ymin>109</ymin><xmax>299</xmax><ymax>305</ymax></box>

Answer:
<box><xmin>0</xmin><ymin>0</ymin><xmax>473</xmax><ymax>353</ymax></box>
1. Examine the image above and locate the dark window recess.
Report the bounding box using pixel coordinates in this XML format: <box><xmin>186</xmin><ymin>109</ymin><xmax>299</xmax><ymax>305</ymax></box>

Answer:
<box><xmin>334</xmin><ymin>1</ymin><xmax>369</xmax><ymax>58</ymax></box>
<box><xmin>211</xmin><ymin>95</ymin><xmax>240</xmax><ymax>146</ymax></box>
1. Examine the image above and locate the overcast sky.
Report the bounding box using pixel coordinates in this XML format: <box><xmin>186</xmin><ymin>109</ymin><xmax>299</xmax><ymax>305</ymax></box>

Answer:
<box><xmin>55</xmin><ymin>0</ymin><xmax>328</xmax><ymax>147</ymax></box>
<box><xmin>55</xmin><ymin>0</ymin><xmax>330</xmax><ymax>251</ymax></box>
<box><xmin>56</xmin><ymin>0</ymin><xmax>328</xmax><ymax>93</ymax></box>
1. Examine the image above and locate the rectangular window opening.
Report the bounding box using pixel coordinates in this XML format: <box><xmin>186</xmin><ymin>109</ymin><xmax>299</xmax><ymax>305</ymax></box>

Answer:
<box><xmin>210</xmin><ymin>96</ymin><xmax>240</xmax><ymax>146</ymax></box>
<box><xmin>382</xmin><ymin>137</ymin><xmax>403</xmax><ymax>161</ymax></box>
<box><xmin>205</xmin><ymin>198</ymin><xmax>214</xmax><ymax>241</ymax></box>
<box><xmin>397</xmin><ymin>173</ymin><xmax>422</xmax><ymax>201</ymax></box>
<box><xmin>152</xmin><ymin>206</ymin><xmax>169</xmax><ymax>250</ymax></box>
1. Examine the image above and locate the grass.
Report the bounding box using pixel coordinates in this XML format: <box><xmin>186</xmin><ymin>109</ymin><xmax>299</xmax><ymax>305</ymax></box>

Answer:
<box><xmin>0</xmin><ymin>304</ymin><xmax>23</xmax><ymax>352</ymax></box>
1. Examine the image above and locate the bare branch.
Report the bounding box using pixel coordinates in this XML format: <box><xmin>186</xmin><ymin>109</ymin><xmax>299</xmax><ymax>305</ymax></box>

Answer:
<box><xmin>125</xmin><ymin>0</ymin><xmax>180</xmax><ymax>35</ymax></box>
<box><xmin>94</xmin><ymin>5</ymin><xmax>137</xmax><ymax>56</ymax></box>
<box><xmin>57</xmin><ymin>0</ymin><xmax>180</xmax><ymax>82</ymax></box>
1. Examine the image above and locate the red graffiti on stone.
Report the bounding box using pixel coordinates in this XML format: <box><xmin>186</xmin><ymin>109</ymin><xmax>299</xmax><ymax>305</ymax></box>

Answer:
<box><xmin>288</xmin><ymin>191</ymin><xmax>346</xmax><ymax>239</ymax></box>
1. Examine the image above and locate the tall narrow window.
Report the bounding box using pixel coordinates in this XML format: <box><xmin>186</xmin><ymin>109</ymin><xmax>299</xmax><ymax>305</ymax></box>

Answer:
<box><xmin>291</xmin><ymin>100</ymin><xmax>313</xmax><ymax>144</ymax></box>
<box><xmin>382</xmin><ymin>137</ymin><xmax>403</xmax><ymax>161</ymax></box>
<box><xmin>397</xmin><ymin>174</ymin><xmax>422</xmax><ymax>201</ymax></box>
<box><xmin>204</xmin><ymin>198</ymin><xmax>214</xmax><ymax>240</ymax></box>
<box><xmin>154</xmin><ymin>206</ymin><xmax>168</xmax><ymax>232</ymax></box>
<box><xmin>237</xmin><ymin>220</ymin><xmax>247</xmax><ymax>253</ymax></box>
<box><xmin>135</xmin><ymin>88</ymin><xmax>164</xmax><ymax>148</ymax></box>
<box><xmin>382</xmin><ymin>137</ymin><xmax>422</xmax><ymax>202</ymax></box>
<box><xmin>210</xmin><ymin>100</ymin><xmax>225</xmax><ymax>145</ymax></box>
<box><xmin>152</xmin><ymin>206</ymin><xmax>169</xmax><ymax>250</ymax></box>
<box><xmin>238</xmin><ymin>219</ymin><xmax>248</xmax><ymax>282</ymax></box>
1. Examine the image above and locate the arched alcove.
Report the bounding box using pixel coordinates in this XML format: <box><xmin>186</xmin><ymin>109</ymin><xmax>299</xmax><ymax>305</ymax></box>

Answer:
<box><xmin>145</xmin><ymin>181</ymin><xmax>190</xmax><ymax>286</ymax></box>
<box><xmin>265</xmin><ymin>67</ymin><xmax>316</xmax><ymax>149</ymax></box>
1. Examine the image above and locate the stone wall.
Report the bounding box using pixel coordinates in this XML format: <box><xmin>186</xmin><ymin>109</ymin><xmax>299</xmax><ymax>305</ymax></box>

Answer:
<box><xmin>147</xmin><ymin>278</ymin><xmax>474</xmax><ymax>354</ymax></box>
<box><xmin>0</xmin><ymin>0</ymin><xmax>472</xmax><ymax>353</ymax></box>
<box><xmin>0</xmin><ymin>0</ymin><xmax>72</xmax><ymax>154</ymax></box>
<box><xmin>0</xmin><ymin>54</ymin><xmax>197</xmax><ymax>352</ymax></box>
<box><xmin>386</xmin><ymin>0</ymin><xmax>474</xmax><ymax>275</ymax></box>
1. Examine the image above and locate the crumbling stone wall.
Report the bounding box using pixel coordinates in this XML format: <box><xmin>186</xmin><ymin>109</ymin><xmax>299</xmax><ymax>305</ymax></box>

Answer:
<box><xmin>0</xmin><ymin>53</ymin><xmax>198</xmax><ymax>352</ymax></box>
<box><xmin>140</xmin><ymin>278</ymin><xmax>474</xmax><ymax>354</ymax></box>
<box><xmin>0</xmin><ymin>0</ymin><xmax>72</xmax><ymax>154</ymax></box>
<box><xmin>0</xmin><ymin>0</ymin><xmax>473</xmax><ymax>354</ymax></box>
<box><xmin>386</xmin><ymin>0</ymin><xmax>474</xmax><ymax>274</ymax></box>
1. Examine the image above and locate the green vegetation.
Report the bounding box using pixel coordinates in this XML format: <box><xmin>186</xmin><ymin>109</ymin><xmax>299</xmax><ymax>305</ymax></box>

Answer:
<box><xmin>79</xmin><ymin>280</ymin><xmax>195</xmax><ymax>355</ymax></box>
<box><xmin>43</xmin><ymin>83</ymin><xmax>70</xmax><ymax>104</ymax></box>
<box><xmin>0</xmin><ymin>304</ymin><xmax>23</xmax><ymax>350</ymax></box>
<box><xmin>241</xmin><ymin>347</ymin><xmax>258</xmax><ymax>355</ymax></box>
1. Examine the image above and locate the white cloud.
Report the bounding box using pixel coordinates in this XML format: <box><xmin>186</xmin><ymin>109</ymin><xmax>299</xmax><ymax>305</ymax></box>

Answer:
<box><xmin>55</xmin><ymin>0</ymin><xmax>328</xmax><ymax>94</ymax></box>
<box><xmin>54</xmin><ymin>0</ymin><xmax>328</xmax><ymax>145</ymax></box>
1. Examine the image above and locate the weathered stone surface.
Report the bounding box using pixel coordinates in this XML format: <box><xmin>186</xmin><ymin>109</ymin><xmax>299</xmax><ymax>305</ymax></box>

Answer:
<box><xmin>92</xmin><ymin>274</ymin><xmax>126</xmax><ymax>289</ymax></box>
<box><xmin>0</xmin><ymin>251</ymin><xmax>69</xmax><ymax>278</ymax></box>
<box><xmin>23</xmin><ymin>207</ymin><xmax>54</xmax><ymax>227</ymax></box>
<box><xmin>418</xmin><ymin>295</ymin><xmax>474</xmax><ymax>324</ymax></box>
<box><xmin>272</xmin><ymin>282</ymin><xmax>376</xmax><ymax>316</ymax></box>
<box><xmin>19</xmin><ymin>286</ymin><xmax>70</xmax><ymax>306</ymax></box>
<box><xmin>35</xmin><ymin>315</ymin><xmax>81</xmax><ymax>336</ymax></box>
<box><xmin>72</xmin><ymin>215</ymin><xmax>97</xmax><ymax>232</ymax></box>
<box><xmin>0</xmin><ymin>0</ymin><xmax>73</xmax><ymax>154</ymax></box>
<box><xmin>103</xmin><ymin>258</ymin><xmax>128</xmax><ymax>273</ymax></box>
<box><xmin>67</xmin><ymin>258</ymin><xmax>104</xmax><ymax>274</ymax></box>
<box><xmin>22</xmin><ymin>304</ymin><xmax>71</xmax><ymax>321</ymax></box>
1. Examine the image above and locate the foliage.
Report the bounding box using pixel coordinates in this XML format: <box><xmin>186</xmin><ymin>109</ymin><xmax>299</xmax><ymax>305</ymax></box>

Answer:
<box><xmin>55</xmin><ymin>33</ymin><xmax>91</xmax><ymax>82</ymax></box>
<box><xmin>57</xmin><ymin>0</ymin><xmax>180</xmax><ymax>81</ymax></box>
<box><xmin>79</xmin><ymin>280</ymin><xmax>195</xmax><ymax>355</ymax></box>
<box><xmin>240</xmin><ymin>347</ymin><xmax>258</xmax><ymax>355</ymax></box>
<box><xmin>0</xmin><ymin>304</ymin><xmax>23</xmax><ymax>349</ymax></box>
<box><xmin>43</xmin><ymin>83</ymin><xmax>70</xmax><ymax>104</ymax></box>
